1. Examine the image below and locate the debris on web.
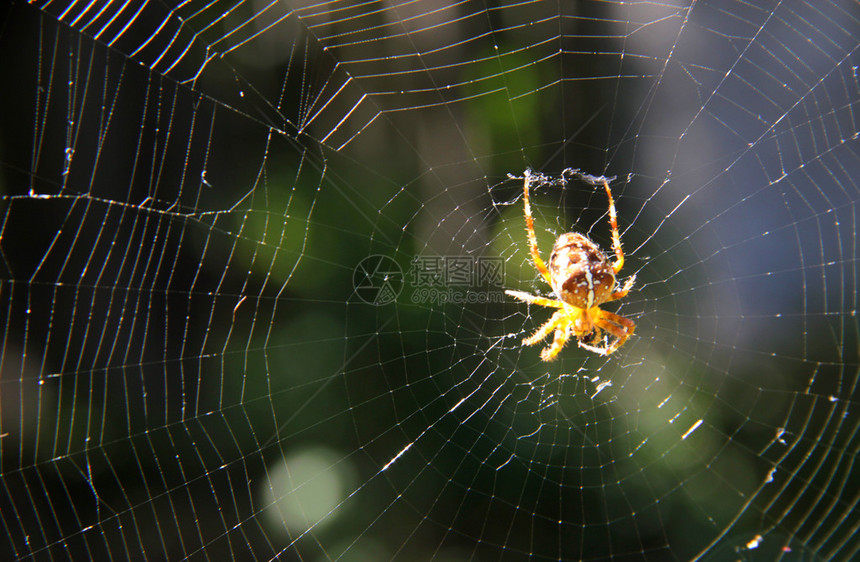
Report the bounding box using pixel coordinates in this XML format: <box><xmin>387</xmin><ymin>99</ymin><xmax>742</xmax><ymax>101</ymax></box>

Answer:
<box><xmin>508</xmin><ymin>167</ymin><xmax>617</xmax><ymax>190</ymax></box>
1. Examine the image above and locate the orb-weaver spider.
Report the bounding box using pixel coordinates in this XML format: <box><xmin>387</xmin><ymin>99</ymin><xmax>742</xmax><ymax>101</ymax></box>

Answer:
<box><xmin>505</xmin><ymin>169</ymin><xmax>636</xmax><ymax>359</ymax></box>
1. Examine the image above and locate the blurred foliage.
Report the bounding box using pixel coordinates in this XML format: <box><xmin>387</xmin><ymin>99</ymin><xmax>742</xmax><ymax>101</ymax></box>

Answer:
<box><xmin>462</xmin><ymin>48</ymin><xmax>548</xmax><ymax>169</ymax></box>
<box><xmin>2</xmin><ymin>0</ymin><xmax>853</xmax><ymax>559</ymax></box>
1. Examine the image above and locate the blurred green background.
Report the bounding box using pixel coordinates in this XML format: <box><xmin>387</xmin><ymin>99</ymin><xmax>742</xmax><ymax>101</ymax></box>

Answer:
<box><xmin>1</xmin><ymin>1</ymin><xmax>857</xmax><ymax>560</ymax></box>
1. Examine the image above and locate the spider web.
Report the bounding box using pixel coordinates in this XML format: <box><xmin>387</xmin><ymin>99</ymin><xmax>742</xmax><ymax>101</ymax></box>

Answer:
<box><xmin>1</xmin><ymin>0</ymin><xmax>858</xmax><ymax>560</ymax></box>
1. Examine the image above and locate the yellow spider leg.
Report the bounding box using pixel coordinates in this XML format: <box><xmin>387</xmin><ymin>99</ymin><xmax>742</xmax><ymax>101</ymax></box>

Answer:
<box><xmin>522</xmin><ymin>172</ymin><xmax>553</xmax><ymax>286</ymax></box>
<box><xmin>507</xmin><ymin>291</ymin><xmax>579</xmax><ymax>361</ymax></box>
<box><xmin>584</xmin><ymin>311</ymin><xmax>635</xmax><ymax>355</ymax></box>
<box><xmin>577</xmin><ymin>326</ymin><xmax>617</xmax><ymax>355</ymax></box>
<box><xmin>523</xmin><ymin>309</ymin><xmax>564</xmax><ymax>346</ymax></box>
<box><xmin>588</xmin><ymin>326</ymin><xmax>626</xmax><ymax>356</ymax></box>
<box><xmin>600</xmin><ymin>309</ymin><xmax>636</xmax><ymax>330</ymax></box>
<box><xmin>595</xmin><ymin>317</ymin><xmax>630</xmax><ymax>342</ymax></box>
<box><xmin>504</xmin><ymin>290</ymin><xmax>564</xmax><ymax>309</ymax></box>
<box><xmin>601</xmin><ymin>179</ymin><xmax>625</xmax><ymax>275</ymax></box>
<box><xmin>577</xmin><ymin>339</ymin><xmax>610</xmax><ymax>356</ymax></box>
<box><xmin>540</xmin><ymin>328</ymin><xmax>571</xmax><ymax>361</ymax></box>
<box><xmin>606</xmin><ymin>274</ymin><xmax>636</xmax><ymax>302</ymax></box>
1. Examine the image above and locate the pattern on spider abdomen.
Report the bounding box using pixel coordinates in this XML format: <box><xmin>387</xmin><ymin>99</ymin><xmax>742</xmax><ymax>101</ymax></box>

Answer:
<box><xmin>548</xmin><ymin>232</ymin><xmax>616</xmax><ymax>309</ymax></box>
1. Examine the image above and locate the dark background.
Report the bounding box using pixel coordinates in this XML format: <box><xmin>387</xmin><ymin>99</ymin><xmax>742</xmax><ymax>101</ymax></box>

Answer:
<box><xmin>1</xmin><ymin>1</ymin><xmax>858</xmax><ymax>560</ymax></box>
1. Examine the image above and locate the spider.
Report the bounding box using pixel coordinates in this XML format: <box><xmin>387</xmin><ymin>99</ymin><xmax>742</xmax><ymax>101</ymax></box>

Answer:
<box><xmin>505</xmin><ymin>169</ymin><xmax>636</xmax><ymax>360</ymax></box>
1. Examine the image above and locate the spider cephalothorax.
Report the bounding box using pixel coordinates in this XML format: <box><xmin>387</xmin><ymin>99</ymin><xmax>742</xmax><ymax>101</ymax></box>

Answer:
<box><xmin>506</xmin><ymin>169</ymin><xmax>636</xmax><ymax>359</ymax></box>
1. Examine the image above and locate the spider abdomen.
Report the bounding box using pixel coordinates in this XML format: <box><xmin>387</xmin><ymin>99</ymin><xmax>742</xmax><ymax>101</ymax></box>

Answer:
<box><xmin>548</xmin><ymin>232</ymin><xmax>616</xmax><ymax>309</ymax></box>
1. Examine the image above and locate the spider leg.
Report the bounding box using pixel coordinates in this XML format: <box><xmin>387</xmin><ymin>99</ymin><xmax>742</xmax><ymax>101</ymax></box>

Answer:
<box><xmin>601</xmin><ymin>178</ymin><xmax>625</xmax><ymax>275</ymax></box>
<box><xmin>577</xmin><ymin>323</ymin><xmax>620</xmax><ymax>356</ymax></box>
<box><xmin>540</xmin><ymin>327</ymin><xmax>570</xmax><ymax>361</ymax></box>
<box><xmin>522</xmin><ymin>309</ymin><xmax>564</xmax><ymax>346</ymax></box>
<box><xmin>586</xmin><ymin>311</ymin><xmax>636</xmax><ymax>355</ymax></box>
<box><xmin>505</xmin><ymin>290</ymin><xmax>564</xmax><ymax>309</ymax></box>
<box><xmin>598</xmin><ymin>310</ymin><xmax>636</xmax><ymax>333</ymax></box>
<box><xmin>508</xmin><ymin>292</ymin><xmax>577</xmax><ymax>361</ymax></box>
<box><xmin>577</xmin><ymin>338</ymin><xmax>610</xmax><ymax>356</ymax></box>
<box><xmin>606</xmin><ymin>274</ymin><xmax>636</xmax><ymax>302</ymax></box>
<box><xmin>522</xmin><ymin>171</ymin><xmax>554</xmax><ymax>286</ymax></box>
